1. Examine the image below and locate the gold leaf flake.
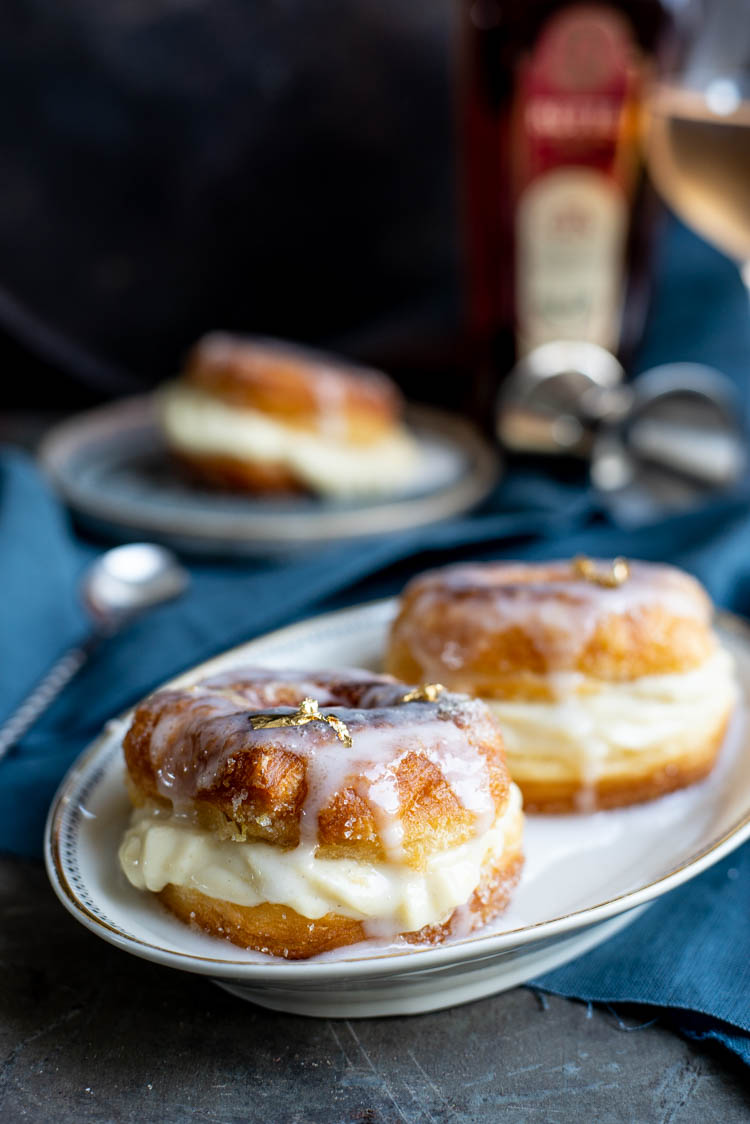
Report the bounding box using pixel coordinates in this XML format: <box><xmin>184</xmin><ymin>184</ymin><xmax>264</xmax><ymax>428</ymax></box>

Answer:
<box><xmin>573</xmin><ymin>555</ymin><xmax>630</xmax><ymax>588</ymax></box>
<box><xmin>250</xmin><ymin>697</ymin><xmax>352</xmax><ymax>747</ymax></box>
<box><xmin>400</xmin><ymin>683</ymin><xmax>445</xmax><ymax>703</ymax></box>
<box><xmin>322</xmin><ymin>713</ymin><xmax>353</xmax><ymax>748</ymax></box>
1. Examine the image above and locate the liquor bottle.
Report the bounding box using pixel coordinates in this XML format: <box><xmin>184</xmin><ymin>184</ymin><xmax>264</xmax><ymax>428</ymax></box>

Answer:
<box><xmin>458</xmin><ymin>0</ymin><xmax>688</xmax><ymax>415</ymax></box>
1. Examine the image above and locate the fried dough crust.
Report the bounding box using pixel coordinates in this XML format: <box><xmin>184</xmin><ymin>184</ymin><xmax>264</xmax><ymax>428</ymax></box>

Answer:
<box><xmin>157</xmin><ymin>817</ymin><xmax>524</xmax><ymax>958</ymax></box>
<box><xmin>123</xmin><ymin>670</ymin><xmax>512</xmax><ymax>864</ymax></box>
<box><xmin>387</xmin><ymin>560</ymin><xmax>715</xmax><ymax>696</ymax></box>
<box><xmin>184</xmin><ymin>333</ymin><xmax>401</xmax><ymax>443</ymax></box>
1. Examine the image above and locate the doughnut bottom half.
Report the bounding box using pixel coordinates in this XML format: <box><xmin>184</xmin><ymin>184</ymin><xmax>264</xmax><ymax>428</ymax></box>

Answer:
<box><xmin>174</xmin><ymin>450</ymin><xmax>303</xmax><ymax>493</ymax></box>
<box><xmin>511</xmin><ymin>712</ymin><xmax>731</xmax><ymax>814</ymax></box>
<box><xmin>157</xmin><ymin>817</ymin><xmax>524</xmax><ymax>960</ymax></box>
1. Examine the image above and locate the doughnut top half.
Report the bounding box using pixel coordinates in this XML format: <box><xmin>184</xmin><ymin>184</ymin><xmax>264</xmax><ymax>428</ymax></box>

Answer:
<box><xmin>386</xmin><ymin>559</ymin><xmax>717</xmax><ymax>697</ymax></box>
<box><xmin>182</xmin><ymin>333</ymin><xmax>403</xmax><ymax>441</ymax></box>
<box><xmin>123</xmin><ymin>668</ymin><xmax>510</xmax><ymax>865</ymax></box>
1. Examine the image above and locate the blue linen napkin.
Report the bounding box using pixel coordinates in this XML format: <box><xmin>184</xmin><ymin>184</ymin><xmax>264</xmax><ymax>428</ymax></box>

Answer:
<box><xmin>3</xmin><ymin>452</ymin><xmax>750</xmax><ymax>1060</ymax></box>
<box><xmin>1</xmin><ymin>219</ymin><xmax>749</xmax><ymax>1057</ymax></box>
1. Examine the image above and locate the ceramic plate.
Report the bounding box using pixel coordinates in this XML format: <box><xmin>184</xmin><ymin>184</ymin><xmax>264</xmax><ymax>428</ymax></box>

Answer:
<box><xmin>38</xmin><ymin>397</ymin><xmax>499</xmax><ymax>556</ymax></box>
<box><xmin>45</xmin><ymin>602</ymin><xmax>750</xmax><ymax>1018</ymax></box>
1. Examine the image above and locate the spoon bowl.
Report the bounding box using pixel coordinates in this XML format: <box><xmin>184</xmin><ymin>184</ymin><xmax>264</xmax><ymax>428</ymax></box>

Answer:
<box><xmin>0</xmin><ymin>543</ymin><xmax>189</xmax><ymax>761</ymax></box>
<box><xmin>83</xmin><ymin>543</ymin><xmax>189</xmax><ymax>626</ymax></box>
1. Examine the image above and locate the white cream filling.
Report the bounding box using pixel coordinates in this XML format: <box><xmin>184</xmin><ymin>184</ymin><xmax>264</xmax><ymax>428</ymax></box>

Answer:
<box><xmin>486</xmin><ymin>648</ymin><xmax>737</xmax><ymax>778</ymax></box>
<box><xmin>119</xmin><ymin>783</ymin><xmax>522</xmax><ymax>933</ymax></box>
<box><xmin>160</xmin><ymin>382</ymin><xmax>419</xmax><ymax>497</ymax></box>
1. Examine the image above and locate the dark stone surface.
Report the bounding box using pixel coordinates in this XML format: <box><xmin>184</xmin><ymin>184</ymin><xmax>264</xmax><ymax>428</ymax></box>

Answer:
<box><xmin>2</xmin><ymin>856</ymin><xmax>748</xmax><ymax>1122</ymax></box>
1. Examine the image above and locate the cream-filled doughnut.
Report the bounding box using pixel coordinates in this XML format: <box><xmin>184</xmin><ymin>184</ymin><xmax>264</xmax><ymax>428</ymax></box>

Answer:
<box><xmin>119</xmin><ymin>668</ymin><xmax>523</xmax><ymax>957</ymax></box>
<box><xmin>159</xmin><ymin>334</ymin><xmax>418</xmax><ymax>497</ymax></box>
<box><xmin>386</xmin><ymin>559</ymin><xmax>737</xmax><ymax>812</ymax></box>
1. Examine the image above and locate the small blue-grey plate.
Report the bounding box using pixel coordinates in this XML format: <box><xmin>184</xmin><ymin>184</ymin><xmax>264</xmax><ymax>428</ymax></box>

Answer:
<box><xmin>38</xmin><ymin>396</ymin><xmax>499</xmax><ymax>557</ymax></box>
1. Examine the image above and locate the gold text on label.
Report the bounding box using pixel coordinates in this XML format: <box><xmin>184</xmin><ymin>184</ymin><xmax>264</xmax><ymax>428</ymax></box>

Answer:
<box><xmin>250</xmin><ymin>697</ymin><xmax>353</xmax><ymax>747</ymax></box>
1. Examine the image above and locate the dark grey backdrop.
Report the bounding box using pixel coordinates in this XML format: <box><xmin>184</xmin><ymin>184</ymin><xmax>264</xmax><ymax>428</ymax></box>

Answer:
<box><xmin>1</xmin><ymin>1</ymin><xmax>458</xmax><ymax>403</ymax></box>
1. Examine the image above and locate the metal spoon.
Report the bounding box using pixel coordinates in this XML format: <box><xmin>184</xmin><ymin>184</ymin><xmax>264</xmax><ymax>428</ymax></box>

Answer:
<box><xmin>0</xmin><ymin>543</ymin><xmax>189</xmax><ymax>762</ymax></box>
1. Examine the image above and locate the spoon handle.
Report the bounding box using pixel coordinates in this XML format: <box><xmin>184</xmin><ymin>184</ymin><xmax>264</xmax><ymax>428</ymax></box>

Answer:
<box><xmin>0</xmin><ymin>634</ymin><xmax>101</xmax><ymax>764</ymax></box>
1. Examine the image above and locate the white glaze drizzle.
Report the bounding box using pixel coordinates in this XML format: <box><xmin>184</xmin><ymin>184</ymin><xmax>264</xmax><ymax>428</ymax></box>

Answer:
<box><xmin>395</xmin><ymin>560</ymin><xmax>710</xmax><ymax>677</ymax></box>
<box><xmin>137</xmin><ymin>670</ymin><xmax>498</xmax><ymax>857</ymax></box>
<box><xmin>487</xmin><ymin>646</ymin><xmax>737</xmax><ymax>806</ymax></box>
<box><xmin>310</xmin><ymin>364</ymin><xmax>348</xmax><ymax>439</ymax></box>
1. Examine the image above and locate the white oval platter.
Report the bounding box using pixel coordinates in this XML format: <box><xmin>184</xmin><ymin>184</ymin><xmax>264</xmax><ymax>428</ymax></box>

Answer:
<box><xmin>45</xmin><ymin>601</ymin><xmax>750</xmax><ymax>1018</ymax></box>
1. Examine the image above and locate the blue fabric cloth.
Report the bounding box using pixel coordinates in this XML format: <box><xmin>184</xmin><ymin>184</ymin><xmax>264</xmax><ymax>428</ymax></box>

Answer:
<box><xmin>2</xmin><ymin>219</ymin><xmax>749</xmax><ymax>1058</ymax></box>
<box><xmin>533</xmin><ymin>847</ymin><xmax>750</xmax><ymax>1065</ymax></box>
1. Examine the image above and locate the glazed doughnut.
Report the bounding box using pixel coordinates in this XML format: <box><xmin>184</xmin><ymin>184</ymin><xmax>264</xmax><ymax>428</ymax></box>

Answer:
<box><xmin>159</xmin><ymin>334</ymin><xmax>418</xmax><ymax>496</ymax></box>
<box><xmin>386</xmin><ymin>559</ymin><xmax>737</xmax><ymax>812</ymax></box>
<box><xmin>119</xmin><ymin>668</ymin><xmax>523</xmax><ymax>958</ymax></box>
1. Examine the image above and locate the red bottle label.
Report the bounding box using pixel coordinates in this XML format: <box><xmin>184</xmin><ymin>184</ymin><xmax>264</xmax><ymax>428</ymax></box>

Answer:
<box><xmin>513</xmin><ymin>6</ymin><xmax>643</xmax><ymax>353</ymax></box>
